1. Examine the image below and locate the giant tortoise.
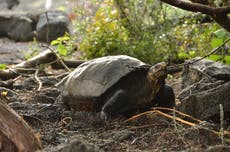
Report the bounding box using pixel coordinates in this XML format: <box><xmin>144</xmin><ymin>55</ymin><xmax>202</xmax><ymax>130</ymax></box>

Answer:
<box><xmin>56</xmin><ymin>55</ymin><xmax>175</xmax><ymax>120</ymax></box>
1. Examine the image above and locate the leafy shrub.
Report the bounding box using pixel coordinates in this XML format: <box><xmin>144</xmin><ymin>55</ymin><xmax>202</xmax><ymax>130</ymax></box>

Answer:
<box><xmin>78</xmin><ymin>0</ymin><xmax>180</xmax><ymax>64</ymax></box>
<box><xmin>53</xmin><ymin>0</ymin><xmax>230</xmax><ymax>64</ymax></box>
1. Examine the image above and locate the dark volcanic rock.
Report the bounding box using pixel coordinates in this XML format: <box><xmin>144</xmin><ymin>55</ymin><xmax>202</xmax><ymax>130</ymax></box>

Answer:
<box><xmin>178</xmin><ymin>81</ymin><xmax>230</xmax><ymax>120</ymax></box>
<box><xmin>103</xmin><ymin>129</ymin><xmax>135</xmax><ymax>142</ymax></box>
<box><xmin>36</xmin><ymin>10</ymin><xmax>70</xmax><ymax>42</ymax></box>
<box><xmin>182</xmin><ymin>57</ymin><xmax>230</xmax><ymax>88</ymax></box>
<box><xmin>41</xmin><ymin>136</ymin><xmax>102</xmax><ymax>152</ymax></box>
<box><xmin>0</xmin><ymin>11</ymin><xmax>35</xmax><ymax>41</ymax></box>
<box><xmin>0</xmin><ymin>10</ymin><xmax>69</xmax><ymax>42</ymax></box>
<box><xmin>177</xmin><ymin>58</ymin><xmax>230</xmax><ymax>121</ymax></box>
<box><xmin>178</xmin><ymin>79</ymin><xmax>225</xmax><ymax>100</ymax></box>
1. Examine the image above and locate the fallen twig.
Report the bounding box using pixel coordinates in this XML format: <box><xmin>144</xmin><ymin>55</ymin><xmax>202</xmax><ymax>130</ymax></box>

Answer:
<box><xmin>51</xmin><ymin>59</ymin><xmax>85</xmax><ymax>69</ymax></box>
<box><xmin>35</xmin><ymin>70</ymin><xmax>42</xmax><ymax>91</ymax></box>
<box><xmin>152</xmin><ymin>107</ymin><xmax>203</xmax><ymax>123</ymax></box>
<box><xmin>131</xmin><ymin>132</ymin><xmax>149</xmax><ymax>145</ymax></box>
<box><xmin>172</xmin><ymin>107</ymin><xmax>189</xmax><ymax>147</ymax></box>
<box><xmin>219</xmin><ymin>104</ymin><xmax>224</xmax><ymax>144</ymax></box>
<box><xmin>127</xmin><ymin>123</ymin><xmax>170</xmax><ymax>131</ymax></box>
<box><xmin>45</xmin><ymin>45</ymin><xmax>71</xmax><ymax>72</ymax></box>
<box><xmin>125</xmin><ymin>109</ymin><xmax>200</xmax><ymax>127</ymax></box>
<box><xmin>45</xmin><ymin>11</ymin><xmax>50</xmax><ymax>43</ymax></box>
<box><xmin>60</xmin><ymin>117</ymin><xmax>72</xmax><ymax>129</ymax></box>
<box><xmin>155</xmin><ymin>110</ymin><xmax>196</xmax><ymax>126</ymax></box>
<box><xmin>126</xmin><ymin>109</ymin><xmax>230</xmax><ymax>143</ymax></box>
<box><xmin>125</xmin><ymin>111</ymin><xmax>156</xmax><ymax>123</ymax></box>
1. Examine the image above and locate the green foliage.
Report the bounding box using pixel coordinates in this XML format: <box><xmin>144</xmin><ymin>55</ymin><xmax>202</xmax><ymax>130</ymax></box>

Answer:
<box><xmin>208</xmin><ymin>55</ymin><xmax>230</xmax><ymax>64</ymax></box>
<box><xmin>165</xmin><ymin>18</ymin><xmax>230</xmax><ymax>64</ymax></box>
<box><xmin>51</xmin><ymin>33</ymin><xmax>77</xmax><ymax>57</ymax></box>
<box><xmin>79</xmin><ymin>1</ymin><xmax>129</xmax><ymax>59</ymax></box>
<box><xmin>0</xmin><ymin>64</ymin><xmax>7</xmax><ymax>70</ymax></box>
<box><xmin>208</xmin><ymin>28</ymin><xmax>230</xmax><ymax>63</ymax></box>
<box><xmin>53</xmin><ymin>0</ymin><xmax>230</xmax><ymax>65</ymax></box>
<box><xmin>79</xmin><ymin>0</ymin><xmax>183</xmax><ymax>63</ymax></box>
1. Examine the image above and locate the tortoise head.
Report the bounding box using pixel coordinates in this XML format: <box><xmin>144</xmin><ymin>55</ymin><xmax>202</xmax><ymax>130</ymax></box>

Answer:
<box><xmin>147</xmin><ymin>62</ymin><xmax>167</xmax><ymax>87</ymax></box>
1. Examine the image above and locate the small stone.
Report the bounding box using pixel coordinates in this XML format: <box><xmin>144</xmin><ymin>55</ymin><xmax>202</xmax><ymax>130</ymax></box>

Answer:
<box><xmin>41</xmin><ymin>136</ymin><xmax>102</xmax><ymax>152</ymax></box>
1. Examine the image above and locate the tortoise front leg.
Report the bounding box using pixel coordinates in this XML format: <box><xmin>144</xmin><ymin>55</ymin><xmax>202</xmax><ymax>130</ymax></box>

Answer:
<box><xmin>101</xmin><ymin>89</ymin><xmax>133</xmax><ymax>121</ymax></box>
<box><xmin>153</xmin><ymin>84</ymin><xmax>175</xmax><ymax>108</ymax></box>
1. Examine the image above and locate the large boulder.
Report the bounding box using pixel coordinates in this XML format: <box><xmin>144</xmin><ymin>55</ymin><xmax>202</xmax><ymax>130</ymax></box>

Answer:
<box><xmin>0</xmin><ymin>11</ymin><xmax>35</xmax><ymax>41</ymax></box>
<box><xmin>177</xmin><ymin>81</ymin><xmax>230</xmax><ymax>120</ymax></box>
<box><xmin>36</xmin><ymin>10</ymin><xmax>70</xmax><ymax>42</ymax></box>
<box><xmin>0</xmin><ymin>10</ymin><xmax>69</xmax><ymax>42</ymax></box>
<box><xmin>177</xmin><ymin>58</ymin><xmax>230</xmax><ymax>121</ymax></box>
<box><xmin>181</xmin><ymin>57</ymin><xmax>230</xmax><ymax>88</ymax></box>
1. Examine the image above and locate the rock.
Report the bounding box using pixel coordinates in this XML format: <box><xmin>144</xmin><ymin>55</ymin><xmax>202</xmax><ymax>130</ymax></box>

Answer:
<box><xmin>177</xmin><ymin>58</ymin><xmax>230</xmax><ymax>121</ymax></box>
<box><xmin>178</xmin><ymin>79</ymin><xmax>224</xmax><ymax>100</ymax></box>
<box><xmin>36</xmin><ymin>10</ymin><xmax>70</xmax><ymax>42</ymax></box>
<box><xmin>41</xmin><ymin>136</ymin><xmax>102</xmax><ymax>152</ymax></box>
<box><xmin>106</xmin><ymin>129</ymin><xmax>135</xmax><ymax>142</ymax></box>
<box><xmin>178</xmin><ymin>77</ymin><xmax>230</xmax><ymax>121</ymax></box>
<box><xmin>34</xmin><ymin>94</ymin><xmax>55</xmax><ymax>104</ymax></box>
<box><xmin>0</xmin><ymin>10</ymin><xmax>68</xmax><ymax>42</ymax></box>
<box><xmin>8</xmin><ymin>16</ymin><xmax>34</xmax><ymax>41</ymax></box>
<box><xmin>182</xmin><ymin>57</ymin><xmax>230</xmax><ymax>88</ymax></box>
<box><xmin>0</xmin><ymin>0</ymin><xmax>19</xmax><ymax>10</ymax></box>
<box><xmin>181</xmin><ymin>145</ymin><xmax>230</xmax><ymax>152</ymax></box>
<box><xmin>0</xmin><ymin>11</ymin><xmax>36</xmax><ymax>41</ymax></box>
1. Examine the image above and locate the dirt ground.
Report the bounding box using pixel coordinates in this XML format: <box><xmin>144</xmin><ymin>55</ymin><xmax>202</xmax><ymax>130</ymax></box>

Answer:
<box><xmin>2</xmin><ymin>68</ymin><xmax>229</xmax><ymax>152</ymax></box>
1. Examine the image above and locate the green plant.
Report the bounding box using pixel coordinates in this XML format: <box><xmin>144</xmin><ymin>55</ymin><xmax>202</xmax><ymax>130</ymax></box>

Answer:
<box><xmin>22</xmin><ymin>38</ymin><xmax>40</xmax><ymax>60</ymax></box>
<box><xmin>51</xmin><ymin>33</ymin><xmax>77</xmax><ymax>57</ymax></box>
<box><xmin>78</xmin><ymin>0</ymin><xmax>184</xmax><ymax>63</ymax></box>
<box><xmin>207</xmin><ymin>28</ymin><xmax>230</xmax><ymax>63</ymax></box>
<box><xmin>52</xmin><ymin>0</ymin><xmax>230</xmax><ymax>65</ymax></box>
<box><xmin>0</xmin><ymin>64</ymin><xmax>7</xmax><ymax>70</ymax></box>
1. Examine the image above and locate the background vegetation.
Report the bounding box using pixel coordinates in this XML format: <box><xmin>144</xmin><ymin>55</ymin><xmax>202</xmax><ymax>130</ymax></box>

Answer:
<box><xmin>53</xmin><ymin>0</ymin><xmax>230</xmax><ymax>64</ymax></box>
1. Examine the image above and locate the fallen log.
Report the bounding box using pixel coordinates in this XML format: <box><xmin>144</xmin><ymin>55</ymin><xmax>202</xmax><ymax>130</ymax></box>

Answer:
<box><xmin>0</xmin><ymin>96</ymin><xmax>41</xmax><ymax>152</ymax></box>
<box><xmin>0</xmin><ymin>50</ymin><xmax>56</xmax><ymax>80</ymax></box>
<box><xmin>0</xmin><ymin>49</ymin><xmax>85</xmax><ymax>80</ymax></box>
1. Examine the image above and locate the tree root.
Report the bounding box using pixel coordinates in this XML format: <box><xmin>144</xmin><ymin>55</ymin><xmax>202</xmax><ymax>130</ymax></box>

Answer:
<box><xmin>0</xmin><ymin>96</ymin><xmax>41</xmax><ymax>151</ymax></box>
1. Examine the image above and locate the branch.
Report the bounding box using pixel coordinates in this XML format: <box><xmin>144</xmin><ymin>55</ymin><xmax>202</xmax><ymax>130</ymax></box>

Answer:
<box><xmin>160</xmin><ymin>0</ymin><xmax>230</xmax><ymax>32</ymax></box>
<box><xmin>46</xmin><ymin>45</ymin><xmax>71</xmax><ymax>72</ymax></box>
<box><xmin>35</xmin><ymin>70</ymin><xmax>42</xmax><ymax>91</ymax></box>
<box><xmin>160</xmin><ymin>0</ymin><xmax>230</xmax><ymax>15</ymax></box>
